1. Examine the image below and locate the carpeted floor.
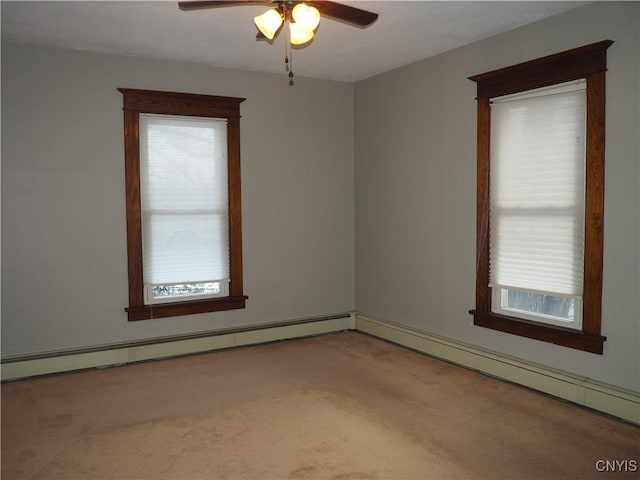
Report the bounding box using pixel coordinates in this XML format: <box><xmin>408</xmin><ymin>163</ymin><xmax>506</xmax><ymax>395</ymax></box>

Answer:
<box><xmin>1</xmin><ymin>331</ymin><xmax>638</xmax><ymax>479</ymax></box>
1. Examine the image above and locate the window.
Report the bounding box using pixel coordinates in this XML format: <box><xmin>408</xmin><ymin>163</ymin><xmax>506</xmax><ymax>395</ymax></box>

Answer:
<box><xmin>468</xmin><ymin>40</ymin><xmax>613</xmax><ymax>354</ymax></box>
<box><xmin>119</xmin><ymin>89</ymin><xmax>247</xmax><ymax>321</ymax></box>
<box><xmin>490</xmin><ymin>80</ymin><xmax>587</xmax><ymax>330</ymax></box>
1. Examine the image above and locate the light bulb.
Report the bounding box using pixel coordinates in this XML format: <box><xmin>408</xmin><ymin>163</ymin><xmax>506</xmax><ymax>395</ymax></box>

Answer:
<box><xmin>291</xmin><ymin>3</ymin><xmax>320</xmax><ymax>32</ymax></box>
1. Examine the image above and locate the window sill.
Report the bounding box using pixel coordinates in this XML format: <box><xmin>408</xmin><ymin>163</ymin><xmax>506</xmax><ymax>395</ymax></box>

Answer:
<box><xmin>470</xmin><ymin>310</ymin><xmax>605</xmax><ymax>354</ymax></box>
<box><xmin>126</xmin><ymin>296</ymin><xmax>248</xmax><ymax>321</ymax></box>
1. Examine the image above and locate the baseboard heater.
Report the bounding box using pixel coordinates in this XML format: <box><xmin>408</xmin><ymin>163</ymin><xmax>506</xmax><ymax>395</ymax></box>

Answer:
<box><xmin>355</xmin><ymin>313</ymin><xmax>640</xmax><ymax>426</ymax></box>
<box><xmin>1</xmin><ymin>312</ymin><xmax>355</xmax><ymax>381</ymax></box>
<box><xmin>3</xmin><ymin>311</ymin><xmax>637</xmax><ymax>426</ymax></box>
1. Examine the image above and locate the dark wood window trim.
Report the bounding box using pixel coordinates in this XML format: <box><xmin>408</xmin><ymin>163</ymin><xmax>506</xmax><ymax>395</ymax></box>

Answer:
<box><xmin>468</xmin><ymin>40</ymin><xmax>613</xmax><ymax>354</ymax></box>
<box><xmin>119</xmin><ymin>88</ymin><xmax>248</xmax><ymax>321</ymax></box>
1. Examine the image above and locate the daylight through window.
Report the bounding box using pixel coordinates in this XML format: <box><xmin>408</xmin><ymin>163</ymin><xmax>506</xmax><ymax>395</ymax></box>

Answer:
<box><xmin>489</xmin><ymin>80</ymin><xmax>586</xmax><ymax>330</ymax></box>
<box><xmin>468</xmin><ymin>40</ymin><xmax>612</xmax><ymax>354</ymax></box>
<box><xmin>120</xmin><ymin>88</ymin><xmax>247</xmax><ymax>321</ymax></box>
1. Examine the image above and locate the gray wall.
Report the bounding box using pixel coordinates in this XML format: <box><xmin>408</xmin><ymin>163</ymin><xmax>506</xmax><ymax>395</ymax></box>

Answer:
<box><xmin>355</xmin><ymin>1</ymin><xmax>639</xmax><ymax>390</ymax></box>
<box><xmin>1</xmin><ymin>45</ymin><xmax>355</xmax><ymax>355</ymax></box>
<box><xmin>3</xmin><ymin>2</ymin><xmax>638</xmax><ymax>393</ymax></box>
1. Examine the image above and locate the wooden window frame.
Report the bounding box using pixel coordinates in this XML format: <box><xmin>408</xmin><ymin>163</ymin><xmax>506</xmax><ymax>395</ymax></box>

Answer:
<box><xmin>119</xmin><ymin>88</ymin><xmax>247</xmax><ymax>321</ymax></box>
<box><xmin>468</xmin><ymin>40</ymin><xmax>613</xmax><ymax>354</ymax></box>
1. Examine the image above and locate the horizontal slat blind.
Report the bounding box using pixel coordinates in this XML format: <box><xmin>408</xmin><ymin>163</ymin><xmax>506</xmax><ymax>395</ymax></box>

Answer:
<box><xmin>140</xmin><ymin>114</ymin><xmax>229</xmax><ymax>285</ymax></box>
<box><xmin>489</xmin><ymin>80</ymin><xmax>586</xmax><ymax>296</ymax></box>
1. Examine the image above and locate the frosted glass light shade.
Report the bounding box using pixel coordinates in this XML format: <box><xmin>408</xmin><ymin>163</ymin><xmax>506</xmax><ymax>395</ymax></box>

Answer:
<box><xmin>254</xmin><ymin>9</ymin><xmax>283</xmax><ymax>39</ymax></box>
<box><xmin>292</xmin><ymin>3</ymin><xmax>320</xmax><ymax>31</ymax></box>
<box><xmin>289</xmin><ymin>22</ymin><xmax>314</xmax><ymax>45</ymax></box>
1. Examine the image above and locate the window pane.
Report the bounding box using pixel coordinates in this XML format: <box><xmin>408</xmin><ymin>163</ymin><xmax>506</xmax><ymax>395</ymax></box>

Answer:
<box><xmin>152</xmin><ymin>282</ymin><xmax>223</xmax><ymax>299</ymax></box>
<box><xmin>501</xmin><ymin>288</ymin><xmax>575</xmax><ymax>322</ymax></box>
<box><xmin>139</xmin><ymin>114</ymin><xmax>230</xmax><ymax>288</ymax></box>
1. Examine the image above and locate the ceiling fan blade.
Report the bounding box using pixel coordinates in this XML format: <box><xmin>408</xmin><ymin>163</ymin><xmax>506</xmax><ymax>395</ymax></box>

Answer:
<box><xmin>306</xmin><ymin>1</ymin><xmax>378</xmax><ymax>27</ymax></box>
<box><xmin>179</xmin><ymin>1</ymin><xmax>274</xmax><ymax>11</ymax></box>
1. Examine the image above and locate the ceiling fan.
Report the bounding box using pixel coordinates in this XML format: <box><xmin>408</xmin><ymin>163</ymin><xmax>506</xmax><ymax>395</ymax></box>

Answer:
<box><xmin>178</xmin><ymin>1</ymin><xmax>379</xmax><ymax>84</ymax></box>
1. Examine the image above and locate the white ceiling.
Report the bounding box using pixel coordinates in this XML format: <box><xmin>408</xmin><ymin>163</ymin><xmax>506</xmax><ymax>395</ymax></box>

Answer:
<box><xmin>1</xmin><ymin>1</ymin><xmax>590</xmax><ymax>82</ymax></box>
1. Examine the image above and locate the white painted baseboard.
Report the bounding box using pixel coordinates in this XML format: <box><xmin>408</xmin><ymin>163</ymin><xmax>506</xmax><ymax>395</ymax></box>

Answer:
<box><xmin>2</xmin><ymin>311</ymin><xmax>637</xmax><ymax>425</ymax></box>
<box><xmin>355</xmin><ymin>313</ymin><xmax>640</xmax><ymax>426</ymax></box>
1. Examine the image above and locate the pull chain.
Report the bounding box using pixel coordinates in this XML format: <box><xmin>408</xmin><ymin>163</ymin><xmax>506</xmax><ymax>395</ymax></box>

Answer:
<box><xmin>283</xmin><ymin>22</ymin><xmax>294</xmax><ymax>86</ymax></box>
<box><xmin>288</xmin><ymin>50</ymin><xmax>294</xmax><ymax>86</ymax></box>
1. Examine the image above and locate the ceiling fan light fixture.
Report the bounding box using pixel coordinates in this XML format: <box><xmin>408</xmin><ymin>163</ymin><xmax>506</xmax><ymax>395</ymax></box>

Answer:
<box><xmin>254</xmin><ymin>8</ymin><xmax>283</xmax><ymax>39</ymax></box>
<box><xmin>291</xmin><ymin>3</ymin><xmax>320</xmax><ymax>32</ymax></box>
<box><xmin>178</xmin><ymin>0</ymin><xmax>378</xmax><ymax>85</ymax></box>
<box><xmin>289</xmin><ymin>22</ymin><xmax>314</xmax><ymax>45</ymax></box>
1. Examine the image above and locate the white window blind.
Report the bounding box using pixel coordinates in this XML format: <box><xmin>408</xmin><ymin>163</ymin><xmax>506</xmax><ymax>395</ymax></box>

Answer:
<box><xmin>139</xmin><ymin>114</ymin><xmax>229</xmax><ymax>288</ymax></box>
<box><xmin>489</xmin><ymin>80</ymin><xmax>586</xmax><ymax>297</ymax></box>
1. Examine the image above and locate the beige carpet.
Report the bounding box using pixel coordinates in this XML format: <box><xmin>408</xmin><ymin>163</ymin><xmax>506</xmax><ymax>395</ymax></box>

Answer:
<box><xmin>2</xmin><ymin>331</ymin><xmax>638</xmax><ymax>479</ymax></box>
